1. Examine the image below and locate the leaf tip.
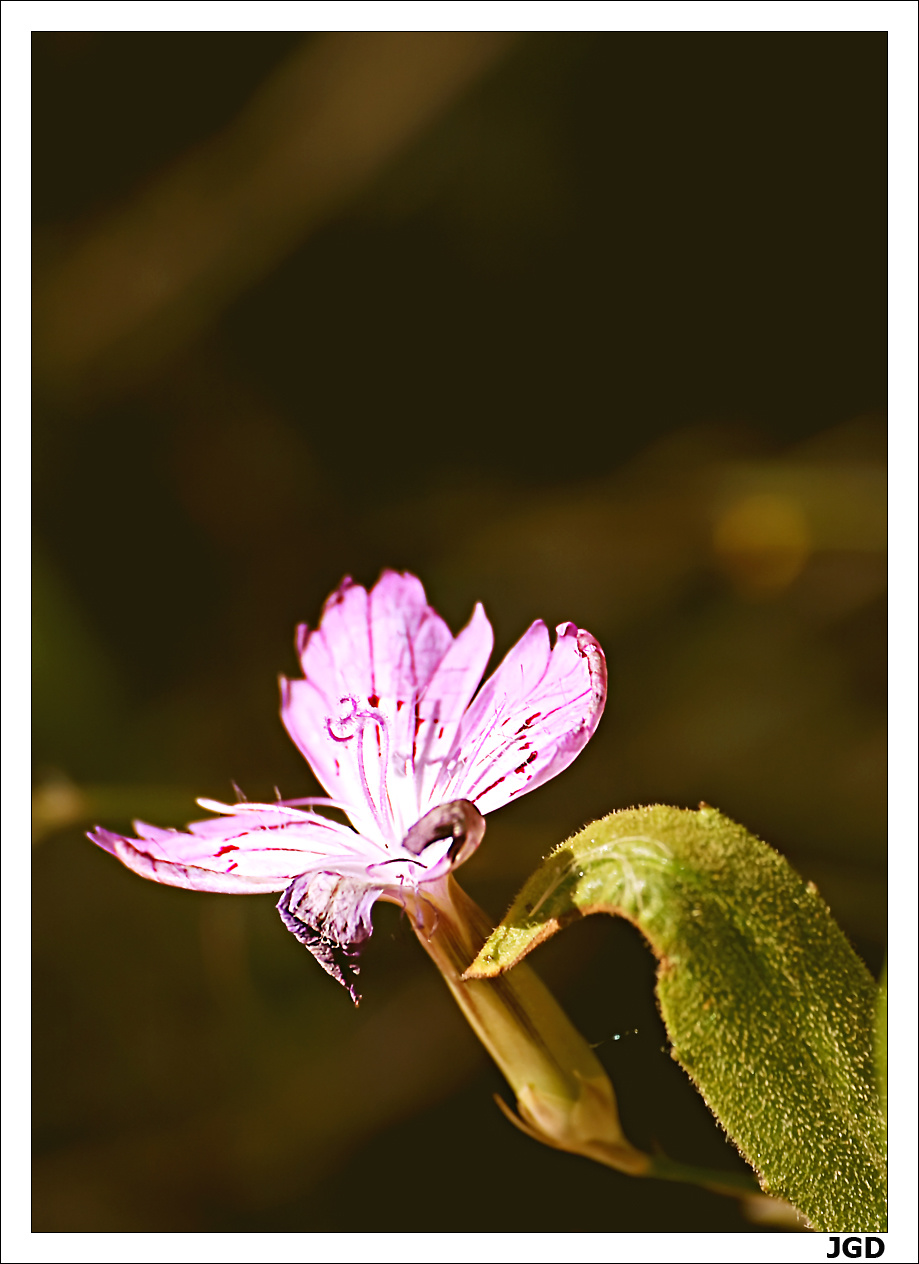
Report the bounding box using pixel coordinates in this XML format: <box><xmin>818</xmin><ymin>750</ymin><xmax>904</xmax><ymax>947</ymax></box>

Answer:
<box><xmin>462</xmin><ymin>951</ymin><xmax>502</xmax><ymax>980</ymax></box>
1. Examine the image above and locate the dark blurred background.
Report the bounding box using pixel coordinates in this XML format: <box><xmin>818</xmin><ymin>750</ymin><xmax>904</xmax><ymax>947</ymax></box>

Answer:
<box><xmin>32</xmin><ymin>31</ymin><xmax>886</xmax><ymax>1232</ymax></box>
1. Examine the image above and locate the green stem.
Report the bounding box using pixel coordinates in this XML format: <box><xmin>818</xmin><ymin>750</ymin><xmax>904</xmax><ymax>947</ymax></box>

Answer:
<box><xmin>648</xmin><ymin>1155</ymin><xmax>761</xmax><ymax>1198</ymax></box>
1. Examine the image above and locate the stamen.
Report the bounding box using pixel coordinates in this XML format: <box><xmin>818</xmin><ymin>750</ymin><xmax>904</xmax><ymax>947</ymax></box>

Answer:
<box><xmin>354</xmin><ymin>706</ymin><xmax>397</xmax><ymax>843</ymax></box>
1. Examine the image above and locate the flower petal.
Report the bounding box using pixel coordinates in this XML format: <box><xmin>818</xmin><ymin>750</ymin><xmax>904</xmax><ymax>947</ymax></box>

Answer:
<box><xmin>413</xmin><ymin>602</ymin><xmax>494</xmax><ymax>810</ymax></box>
<box><xmin>281</xmin><ymin>572</ymin><xmax>486</xmax><ymax>841</ymax></box>
<box><xmin>87</xmin><ymin>802</ymin><xmax>370</xmax><ymax>894</ymax></box>
<box><xmin>277</xmin><ymin>871</ymin><xmax>380</xmax><ymax>1004</ymax></box>
<box><xmin>430</xmin><ymin>621</ymin><xmax>607</xmax><ymax>815</ymax></box>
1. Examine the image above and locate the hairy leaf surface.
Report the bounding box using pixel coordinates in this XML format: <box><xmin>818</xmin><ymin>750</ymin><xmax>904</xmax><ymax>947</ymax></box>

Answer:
<box><xmin>467</xmin><ymin>805</ymin><xmax>886</xmax><ymax>1232</ymax></box>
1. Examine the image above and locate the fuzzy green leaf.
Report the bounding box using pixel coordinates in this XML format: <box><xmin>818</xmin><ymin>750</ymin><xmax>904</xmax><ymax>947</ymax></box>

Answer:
<box><xmin>874</xmin><ymin>961</ymin><xmax>887</xmax><ymax>1132</ymax></box>
<box><xmin>467</xmin><ymin>805</ymin><xmax>886</xmax><ymax>1232</ymax></box>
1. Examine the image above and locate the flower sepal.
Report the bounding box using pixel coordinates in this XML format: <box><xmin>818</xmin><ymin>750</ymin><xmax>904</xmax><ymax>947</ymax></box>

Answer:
<box><xmin>500</xmin><ymin>1073</ymin><xmax>650</xmax><ymax>1177</ymax></box>
<box><xmin>405</xmin><ymin>874</ymin><xmax>649</xmax><ymax>1177</ymax></box>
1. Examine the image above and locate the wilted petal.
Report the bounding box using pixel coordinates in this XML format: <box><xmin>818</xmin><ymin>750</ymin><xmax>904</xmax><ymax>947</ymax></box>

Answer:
<box><xmin>87</xmin><ymin>802</ymin><xmax>369</xmax><ymax>894</ymax></box>
<box><xmin>277</xmin><ymin>871</ymin><xmax>380</xmax><ymax>1003</ymax></box>
<box><xmin>401</xmin><ymin>798</ymin><xmax>486</xmax><ymax>870</ymax></box>
<box><xmin>431</xmin><ymin>621</ymin><xmax>607</xmax><ymax>815</ymax></box>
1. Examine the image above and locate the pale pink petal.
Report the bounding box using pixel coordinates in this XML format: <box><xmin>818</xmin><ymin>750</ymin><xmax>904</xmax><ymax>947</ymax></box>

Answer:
<box><xmin>89</xmin><ymin>793</ymin><xmax>485</xmax><ymax>999</ymax></box>
<box><xmin>87</xmin><ymin>803</ymin><xmax>369</xmax><ymax>894</ymax></box>
<box><xmin>281</xmin><ymin>571</ymin><xmax>464</xmax><ymax>840</ymax></box>
<box><xmin>430</xmin><ymin>621</ymin><xmax>607</xmax><ymax>815</ymax></box>
<box><xmin>413</xmin><ymin>602</ymin><xmax>494</xmax><ymax>809</ymax></box>
<box><xmin>364</xmin><ymin>570</ymin><xmax>455</xmax><ymax>702</ymax></box>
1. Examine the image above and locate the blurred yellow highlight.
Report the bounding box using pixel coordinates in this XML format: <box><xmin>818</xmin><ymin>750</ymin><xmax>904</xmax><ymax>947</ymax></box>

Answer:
<box><xmin>713</xmin><ymin>493</ymin><xmax>812</xmax><ymax>597</ymax></box>
<box><xmin>31</xmin><ymin>773</ymin><xmax>89</xmax><ymax>845</ymax></box>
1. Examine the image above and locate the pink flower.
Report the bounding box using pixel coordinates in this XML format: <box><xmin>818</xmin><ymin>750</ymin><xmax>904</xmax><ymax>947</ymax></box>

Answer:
<box><xmin>90</xmin><ymin>571</ymin><xmax>606</xmax><ymax>1001</ymax></box>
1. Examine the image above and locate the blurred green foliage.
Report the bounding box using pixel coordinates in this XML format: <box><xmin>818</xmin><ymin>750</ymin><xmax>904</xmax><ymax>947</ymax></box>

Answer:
<box><xmin>33</xmin><ymin>31</ymin><xmax>884</xmax><ymax>1232</ymax></box>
